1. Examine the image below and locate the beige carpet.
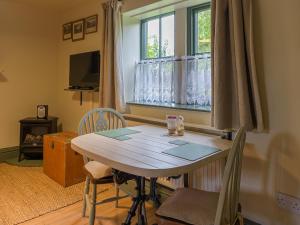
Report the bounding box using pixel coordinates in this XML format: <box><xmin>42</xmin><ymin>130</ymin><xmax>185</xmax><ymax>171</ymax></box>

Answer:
<box><xmin>0</xmin><ymin>163</ymin><xmax>85</xmax><ymax>225</ymax></box>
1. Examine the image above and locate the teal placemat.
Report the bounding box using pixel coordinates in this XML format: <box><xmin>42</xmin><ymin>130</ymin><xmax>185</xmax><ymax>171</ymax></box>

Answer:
<box><xmin>114</xmin><ymin>135</ymin><xmax>132</xmax><ymax>141</ymax></box>
<box><xmin>169</xmin><ymin>140</ymin><xmax>190</xmax><ymax>146</ymax></box>
<box><xmin>163</xmin><ymin>143</ymin><xmax>220</xmax><ymax>161</ymax></box>
<box><xmin>95</xmin><ymin>128</ymin><xmax>140</xmax><ymax>139</ymax></box>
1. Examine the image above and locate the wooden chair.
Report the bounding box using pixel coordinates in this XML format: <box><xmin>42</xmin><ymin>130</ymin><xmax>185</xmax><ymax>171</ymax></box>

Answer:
<box><xmin>78</xmin><ymin>108</ymin><xmax>127</xmax><ymax>225</ymax></box>
<box><xmin>156</xmin><ymin>127</ymin><xmax>246</xmax><ymax>225</ymax></box>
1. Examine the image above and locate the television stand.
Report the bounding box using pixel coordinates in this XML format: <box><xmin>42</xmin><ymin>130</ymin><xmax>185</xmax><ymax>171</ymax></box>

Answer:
<box><xmin>64</xmin><ymin>87</ymin><xmax>99</xmax><ymax>105</ymax></box>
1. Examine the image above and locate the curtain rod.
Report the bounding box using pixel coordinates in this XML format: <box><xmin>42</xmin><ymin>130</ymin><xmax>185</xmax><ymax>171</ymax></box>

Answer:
<box><xmin>137</xmin><ymin>55</ymin><xmax>211</xmax><ymax>64</ymax></box>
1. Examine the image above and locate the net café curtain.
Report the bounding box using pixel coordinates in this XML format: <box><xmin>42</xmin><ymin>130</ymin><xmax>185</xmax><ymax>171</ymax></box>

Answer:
<box><xmin>134</xmin><ymin>59</ymin><xmax>176</xmax><ymax>104</ymax></box>
<box><xmin>101</xmin><ymin>0</ymin><xmax>126</xmax><ymax>112</ymax></box>
<box><xmin>134</xmin><ymin>55</ymin><xmax>212</xmax><ymax>107</ymax></box>
<box><xmin>211</xmin><ymin>0</ymin><xmax>264</xmax><ymax>131</ymax></box>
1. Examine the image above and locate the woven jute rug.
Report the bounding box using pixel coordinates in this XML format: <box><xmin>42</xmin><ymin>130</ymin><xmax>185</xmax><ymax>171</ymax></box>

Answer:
<box><xmin>0</xmin><ymin>163</ymin><xmax>85</xmax><ymax>225</ymax></box>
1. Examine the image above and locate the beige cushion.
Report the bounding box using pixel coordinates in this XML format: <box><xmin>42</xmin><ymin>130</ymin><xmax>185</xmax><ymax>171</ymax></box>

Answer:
<box><xmin>156</xmin><ymin>188</ymin><xmax>219</xmax><ymax>225</ymax></box>
<box><xmin>84</xmin><ymin>161</ymin><xmax>112</xmax><ymax>180</ymax></box>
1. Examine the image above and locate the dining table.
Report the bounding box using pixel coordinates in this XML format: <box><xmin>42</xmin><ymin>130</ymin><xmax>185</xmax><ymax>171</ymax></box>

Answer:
<box><xmin>71</xmin><ymin>125</ymin><xmax>232</xmax><ymax>225</ymax></box>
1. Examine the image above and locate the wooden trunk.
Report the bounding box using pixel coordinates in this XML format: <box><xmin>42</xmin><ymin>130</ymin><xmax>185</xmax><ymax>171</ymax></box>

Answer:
<box><xmin>43</xmin><ymin>132</ymin><xmax>85</xmax><ymax>187</ymax></box>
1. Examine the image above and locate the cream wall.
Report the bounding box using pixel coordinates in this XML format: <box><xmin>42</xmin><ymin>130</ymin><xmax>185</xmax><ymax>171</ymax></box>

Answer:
<box><xmin>122</xmin><ymin>14</ymin><xmax>140</xmax><ymax>103</ymax></box>
<box><xmin>240</xmin><ymin>0</ymin><xmax>300</xmax><ymax>224</ymax></box>
<box><xmin>55</xmin><ymin>0</ymin><xmax>105</xmax><ymax>132</ymax></box>
<box><xmin>0</xmin><ymin>1</ymin><xmax>59</xmax><ymax>148</ymax></box>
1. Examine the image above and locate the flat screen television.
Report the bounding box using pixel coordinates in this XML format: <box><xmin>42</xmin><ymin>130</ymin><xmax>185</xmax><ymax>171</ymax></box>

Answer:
<box><xmin>69</xmin><ymin>51</ymin><xmax>100</xmax><ymax>89</ymax></box>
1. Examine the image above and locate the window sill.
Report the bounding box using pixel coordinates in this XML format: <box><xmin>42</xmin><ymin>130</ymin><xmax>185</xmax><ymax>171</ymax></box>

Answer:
<box><xmin>127</xmin><ymin>101</ymin><xmax>211</xmax><ymax>112</ymax></box>
<box><xmin>123</xmin><ymin>114</ymin><xmax>226</xmax><ymax>137</ymax></box>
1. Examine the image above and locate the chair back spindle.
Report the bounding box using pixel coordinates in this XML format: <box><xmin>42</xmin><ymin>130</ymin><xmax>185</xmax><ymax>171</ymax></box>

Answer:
<box><xmin>214</xmin><ymin>127</ymin><xmax>246</xmax><ymax>225</ymax></box>
<box><xmin>78</xmin><ymin>108</ymin><xmax>126</xmax><ymax>164</ymax></box>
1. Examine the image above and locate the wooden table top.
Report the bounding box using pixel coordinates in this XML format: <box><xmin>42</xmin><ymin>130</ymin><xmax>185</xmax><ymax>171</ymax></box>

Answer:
<box><xmin>71</xmin><ymin>125</ymin><xmax>232</xmax><ymax>177</ymax></box>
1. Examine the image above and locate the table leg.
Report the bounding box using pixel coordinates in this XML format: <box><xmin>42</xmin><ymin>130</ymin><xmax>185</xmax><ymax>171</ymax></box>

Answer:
<box><xmin>149</xmin><ymin>178</ymin><xmax>161</xmax><ymax>208</ymax></box>
<box><xmin>123</xmin><ymin>176</ymin><xmax>148</xmax><ymax>225</ymax></box>
<box><xmin>137</xmin><ymin>177</ymin><xmax>147</xmax><ymax>225</ymax></box>
<box><xmin>184</xmin><ymin>173</ymin><xmax>189</xmax><ymax>188</ymax></box>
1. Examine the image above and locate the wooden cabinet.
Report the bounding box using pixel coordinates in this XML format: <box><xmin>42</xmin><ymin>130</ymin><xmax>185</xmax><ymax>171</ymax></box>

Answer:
<box><xmin>43</xmin><ymin>132</ymin><xmax>85</xmax><ymax>187</ymax></box>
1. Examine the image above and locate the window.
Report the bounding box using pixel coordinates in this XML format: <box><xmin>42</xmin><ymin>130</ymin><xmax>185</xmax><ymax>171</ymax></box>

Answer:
<box><xmin>140</xmin><ymin>13</ymin><xmax>175</xmax><ymax>59</ymax></box>
<box><xmin>188</xmin><ymin>3</ymin><xmax>211</xmax><ymax>55</ymax></box>
<box><xmin>131</xmin><ymin>6</ymin><xmax>212</xmax><ymax>111</ymax></box>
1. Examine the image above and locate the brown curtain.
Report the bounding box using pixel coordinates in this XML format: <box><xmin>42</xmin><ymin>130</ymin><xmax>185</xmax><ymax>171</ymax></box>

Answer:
<box><xmin>211</xmin><ymin>0</ymin><xmax>264</xmax><ymax>131</ymax></box>
<box><xmin>100</xmin><ymin>0</ymin><xmax>126</xmax><ymax>112</ymax></box>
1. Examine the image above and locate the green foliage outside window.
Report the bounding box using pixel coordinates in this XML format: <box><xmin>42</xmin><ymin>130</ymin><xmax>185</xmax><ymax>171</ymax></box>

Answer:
<box><xmin>141</xmin><ymin>13</ymin><xmax>174</xmax><ymax>59</ymax></box>
<box><xmin>146</xmin><ymin>36</ymin><xmax>169</xmax><ymax>58</ymax></box>
<box><xmin>197</xmin><ymin>9</ymin><xmax>211</xmax><ymax>54</ymax></box>
<box><xmin>146</xmin><ymin>35</ymin><xmax>159</xmax><ymax>58</ymax></box>
<box><xmin>188</xmin><ymin>3</ymin><xmax>211</xmax><ymax>55</ymax></box>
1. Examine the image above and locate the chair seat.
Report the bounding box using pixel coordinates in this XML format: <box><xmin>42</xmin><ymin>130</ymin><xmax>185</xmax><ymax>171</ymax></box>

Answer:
<box><xmin>156</xmin><ymin>188</ymin><xmax>219</xmax><ymax>225</ymax></box>
<box><xmin>84</xmin><ymin>161</ymin><xmax>112</xmax><ymax>180</ymax></box>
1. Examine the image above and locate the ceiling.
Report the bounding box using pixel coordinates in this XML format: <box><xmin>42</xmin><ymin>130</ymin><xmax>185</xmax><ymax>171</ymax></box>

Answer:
<box><xmin>124</xmin><ymin>0</ymin><xmax>210</xmax><ymax>19</ymax></box>
<box><xmin>7</xmin><ymin>0</ymin><xmax>94</xmax><ymax>12</ymax></box>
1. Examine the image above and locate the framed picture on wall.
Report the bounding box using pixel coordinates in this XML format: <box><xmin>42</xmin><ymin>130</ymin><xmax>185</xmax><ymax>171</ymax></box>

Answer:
<box><xmin>62</xmin><ymin>23</ymin><xmax>72</xmax><ymax>40</ymax></box>
<box><xmin>85</xmin><ymin>15</ymin><xmax>98</xmax><ymax>34</ymax></box>
<box><xmin>72</xmin><ymin>19</ymin><xmax>85</xmax><ymax>41</ymax></box>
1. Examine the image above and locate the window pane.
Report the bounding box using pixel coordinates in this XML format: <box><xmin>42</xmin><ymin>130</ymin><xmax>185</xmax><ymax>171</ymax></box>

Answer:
<box><xmin>161</xmin><ymin>14</ymin><xmax>175</xmax><ymax>57</ymax></box>
<box><xmin>146</xmin><ymin>18</ymin><xmax>159</xmax><ymax>58</ymax></box>
<box><xmin>196</xmin><ymin>9</ymin><xmax>211</xmax><ymax>54</ymax></box>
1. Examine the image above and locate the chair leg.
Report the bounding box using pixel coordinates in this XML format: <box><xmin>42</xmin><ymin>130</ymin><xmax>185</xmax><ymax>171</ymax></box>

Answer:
<box><xmin>89</xmin><ymin>183</ymin><xmax>97</xmax><ymax>225</ymax></box>
<box><xmin>115</xmin><ymin>183</ymin><xmax>120</xmax><ymax>208</ymax></box>
<box><xmin>82</xmin><ymin>176</ymin><xmax>90</xmax><ymax>217</ymax></box>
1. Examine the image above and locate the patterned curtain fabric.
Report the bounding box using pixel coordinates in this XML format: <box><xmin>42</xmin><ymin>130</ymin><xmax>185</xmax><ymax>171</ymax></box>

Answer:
<box><xmin>101</xmin><ymin>0</ymin><xmax>126</xmax><ymax>112</ymax></box>
<box><xmin>211</xmin><ymin>0</ymin><xmax>264</xmax><ymax>131</ymax></box>
<box><xmin>134</xmin><ymin>60</ymin><xmax>176</xmax><ymax>104</ymax></box>
<box><xmin>134</xmin><ymin>55</ymin><xmax>211</xmax><ymax>107</ymax></box>
<box><xmin>184</xmin><ymin>55</ymin><xmax>211</xmax><ymax>106</ymax></box>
